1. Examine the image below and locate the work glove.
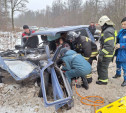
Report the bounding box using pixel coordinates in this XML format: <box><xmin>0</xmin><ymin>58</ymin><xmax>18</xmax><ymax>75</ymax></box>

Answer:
<box><xmin>98</xmin><ymin>55</ymin><xmax>103</xmax><ymax>62</ymax></box>
<box><xmin>115</xmin><ymin>43</ymin><xmax>120</xmax><ymax>49</ymax></box>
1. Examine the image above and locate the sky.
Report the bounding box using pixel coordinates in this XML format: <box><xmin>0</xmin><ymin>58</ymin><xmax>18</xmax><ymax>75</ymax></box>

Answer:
<box><xmin>15</xmin><ymin>0</ymin><xmax>54</xmax><ymax>17</ymax></box>
<box><xmin>15</xmin><ymin>0</ymin><xmax>85</xmax><ymax>17</ymax></box>
<box><xmin>27</xmin><ymin>0</ymin><xmax>55</xmax><ymax>11</ymax></box>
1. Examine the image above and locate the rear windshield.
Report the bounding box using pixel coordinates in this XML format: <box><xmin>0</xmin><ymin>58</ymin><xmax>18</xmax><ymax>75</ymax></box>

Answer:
<box><xmin>75</xmin><ymin>28</ymin><xmax>88</xmax><ymax>37</ymax></box>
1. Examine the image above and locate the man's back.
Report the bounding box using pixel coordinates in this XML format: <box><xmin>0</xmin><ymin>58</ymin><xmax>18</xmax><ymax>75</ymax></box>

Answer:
<box><xmin>62</xmin><ymin>50</ymin><xmax>91</xmax><ymax>74</ymax></box>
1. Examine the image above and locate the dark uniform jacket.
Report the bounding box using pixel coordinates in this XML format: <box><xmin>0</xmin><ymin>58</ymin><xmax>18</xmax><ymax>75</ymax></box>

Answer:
<box><xmin>99</xmin><ymin>26</ymin><xmax>117</xmax><ymax>58</ymax></box>
<box><xmin>75</xmin><ymin>36</ymin><xmax>98</xmax><ymax>60</ymax></box>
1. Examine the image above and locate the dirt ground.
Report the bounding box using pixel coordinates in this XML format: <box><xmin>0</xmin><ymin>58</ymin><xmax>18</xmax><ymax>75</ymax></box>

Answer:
<box><xmin>0</xmin><ymin>59</ymin><xmax>126</xmax><ymax>113</ymax></box>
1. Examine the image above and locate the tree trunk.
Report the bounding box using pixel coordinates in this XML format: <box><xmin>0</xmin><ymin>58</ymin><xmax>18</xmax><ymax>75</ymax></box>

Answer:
<box><xmin>124</xmin><ymin>0</ymin><xmax>126</xmax><ymax>16</ymax></box>
<box><xmin>11</xmin><ymin>9</ymin><xmax>14</xmax><ymax>30</ymax></box>
<box><xmin>4</xmin><ymin>0</ymin><xmax>7</xmax><ymax>12</ymax></box>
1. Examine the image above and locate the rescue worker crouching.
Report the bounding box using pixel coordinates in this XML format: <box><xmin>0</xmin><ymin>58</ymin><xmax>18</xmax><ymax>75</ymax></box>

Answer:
<box><xmin>96</xmin><ymin>15</ymin><xmax>117</xmax><ymax>85</ymax></box>
<box><xmin>59</xmin><ymin>48</ymin><xmax>91</xmax><ymax>89</ymax></box>
<box><xmin>67</xmin><ymin>31</ymin><xmax>98</xmax><ymax>84</ymax></box>
<box><xmin>21</xmin><ymin>25</ymin><xmax>39</xmax><ymax>48</ymax></box>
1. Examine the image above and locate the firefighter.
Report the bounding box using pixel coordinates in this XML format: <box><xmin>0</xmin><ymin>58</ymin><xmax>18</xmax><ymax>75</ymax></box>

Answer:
<box><xmin>113</xmin><ymin>17</ymin><xmax>126</xmax><ymax>87</ymax></box>
<box><xmin>67</xmin><ymin>31</ymin><xmax>98</xmax><ymax>84</ymax></box>
<box><xmin>22</xmin><ymin>25</ymin><xmax>39</xmax><ymax>48</ymax></box>
<box><xmin>96</xmin><ymin>15</ymin><xmax>117</xmax><ymax>85</ymax></box>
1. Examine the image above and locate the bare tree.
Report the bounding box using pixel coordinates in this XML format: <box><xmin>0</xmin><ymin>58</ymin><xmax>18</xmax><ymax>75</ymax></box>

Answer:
<box><xmin>0</xmin><ymin>0</ymin><xmax>10</xmax><ymax>30</ymax></box>
<box><xmin>14</xmin><ymin>0</ymin><xmax>126</xmax><ymax>31</ymax></box>
<box><xmin>9</xmin><ymin>0</ymin><xmax>28</xmax><ymax>30</ymax></box>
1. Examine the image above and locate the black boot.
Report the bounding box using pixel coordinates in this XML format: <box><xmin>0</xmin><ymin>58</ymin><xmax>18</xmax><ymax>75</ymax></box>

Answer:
<box><xmin>81</xmin><ymin>76</ymin><xmax>89</xmax><ymax>90</ymax></box>
<box><xmin>87</xmin><ymin>77</ymin><xmax>93</xmax><ymax>84</ymax></box>
<box><xmin>0</xmin><ymin>76</ymin><xmax>3</xmax><ymax>83</ymax></box>
<box><xmin>96</xmin><ymin>81</ymin><xmax>108</xmax><ymax>85</ymax></box>
<box><xmin>113</xmin><ymin>74</ymin><xmax>121</xmax><ymax>78</ymax></box>
<box><xmin>121</xmin><ymin>81</ymin><xmax>126</xmax><ymax>87</ymax></box>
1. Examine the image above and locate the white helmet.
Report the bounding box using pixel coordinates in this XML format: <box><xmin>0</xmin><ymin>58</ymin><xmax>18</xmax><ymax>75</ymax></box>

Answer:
<box><xmin>98</xmin><ymin>15</ymin><xmax>115</xmax><ymax>26</ymax></box>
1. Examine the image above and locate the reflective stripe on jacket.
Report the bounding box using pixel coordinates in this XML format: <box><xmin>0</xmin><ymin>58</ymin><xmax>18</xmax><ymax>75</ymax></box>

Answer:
<box><xmin>99</xmin><ymin>27</ymin><xmax>117</xmax><ymax>58</ymax></box>
<box><xmin>75</xmin><ymin>36</ymin><xmax>98</xmax><ymax>60</ymax></box>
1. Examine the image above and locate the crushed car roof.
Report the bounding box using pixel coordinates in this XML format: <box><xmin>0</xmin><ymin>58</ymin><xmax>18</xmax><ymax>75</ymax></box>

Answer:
<box><xmin>29</xmin><ymin>25</ymin><xmax>94</xmax><ymax>41</ymax></box>
<box><xmin>31</xmin><ymin>25</ymin><xmax>88</xmax><ymax>36</ymax></box>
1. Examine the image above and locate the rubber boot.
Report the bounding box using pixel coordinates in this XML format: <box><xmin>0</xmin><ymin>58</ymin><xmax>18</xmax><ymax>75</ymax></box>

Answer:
<box><xmin>113</xmin><ymin>74</ymin><xmax>121</xmax><ymax>78</ymax></box>
<box><xmin>0</xmin><ymin>76</ymin><xmax>3</xmax><ymax>83</ymax></box>
<box><xmin>121</xmin><ymin>81</ymin><xmax>126</xmax><ymax>87</ymax></box>
<box><xmin>81</xmin><ymin>76</ymin><xmax>89</xmax><ymax>90</ymax></box>
<box><xmin>87</xmin><ymin>77</ymin><xmax>93</xmax><ymax>84</ymax></box>
<box><xmin>96</xmin><ymin>81</ymin><xmax>107</xmax><ymax>85</ymax></box>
